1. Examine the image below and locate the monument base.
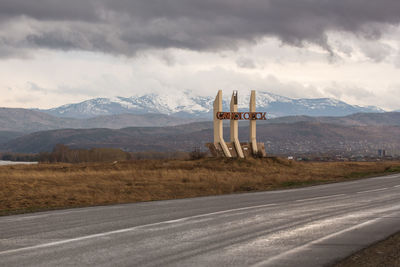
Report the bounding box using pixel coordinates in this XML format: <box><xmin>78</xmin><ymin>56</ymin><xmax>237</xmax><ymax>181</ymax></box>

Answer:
<box><xmin>206</xmin><ymin>142</ymin><xmax>267</xmax><ymax>158</ymax></box>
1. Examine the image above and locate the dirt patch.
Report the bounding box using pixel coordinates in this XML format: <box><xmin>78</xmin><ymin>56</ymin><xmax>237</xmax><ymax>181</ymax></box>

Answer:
<box><xmin>334</xmin><ymin>231</ymin><xmax>400</xmax><ymax>267</ymax></box>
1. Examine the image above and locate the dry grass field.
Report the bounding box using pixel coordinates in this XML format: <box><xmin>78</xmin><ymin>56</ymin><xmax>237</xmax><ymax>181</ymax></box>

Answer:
<box><xmin>1</xmin><ymin>158</ymin><xmax>400</xmax><ymax>215</ymax></box>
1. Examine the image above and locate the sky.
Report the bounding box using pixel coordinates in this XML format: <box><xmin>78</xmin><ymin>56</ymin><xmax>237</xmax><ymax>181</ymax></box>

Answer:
<box><xmin>1</xmin><ymin>0</ymin><xmax>400</xmax><ymax>111</ymax></box>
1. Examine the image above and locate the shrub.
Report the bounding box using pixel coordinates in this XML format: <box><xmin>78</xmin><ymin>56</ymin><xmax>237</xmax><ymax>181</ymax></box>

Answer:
<box><xmin>189</xmin><ymin>147</ymin><xmax>208</xmax><ymax>160</ymax></box>
<box><xmin>39</xmin><ymin>145</ymin><xmax>131</xmax><ymax>163</ymax></box>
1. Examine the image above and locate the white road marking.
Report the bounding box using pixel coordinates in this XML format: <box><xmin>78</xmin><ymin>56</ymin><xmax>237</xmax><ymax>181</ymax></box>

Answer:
<box><xmin>251</xmin><ymin>217</ymin><xmax>380</xmax><ymax>267</ymax></box>
<box><xmin>251</xmin><ymin>204</ymin><xmax>400</xmax><ymax>267</ymax></box>
<box><xmin>0</xmin><ymin>203</ymin><xmax>277</xmax><ymax>256</ymax></box>
<box><xmin>394</xmin><ymin>185</ymin><xmax>400</xmax><ymax>188</ymax></box>
<box><xmin>357</xmin><ymin>188</ymin><xmax>388</xmax><ymax>194</ymax></box>
<box><xmin>295</xmin><ymin>194</ymin><xmax>345</xmax><ymax>202</ymax></box>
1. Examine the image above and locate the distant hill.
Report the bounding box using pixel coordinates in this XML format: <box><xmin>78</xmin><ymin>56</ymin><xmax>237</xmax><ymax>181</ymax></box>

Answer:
<box><xmin>263</xmin><ymin>112</ymin><xmax>400</xmax><ymax>126</ymax></box>
<box><xmin>0</xmin><ymin>108</ymin><xmax>74</xmax><ymax>133</ymax></box>
<box><xmin>0</xmin><ymin>108</ymin><xmax>199</xmax><ymax>133</ymax></box>
<box><xmin>2</xmin><ymin>121</ymin><xmax>400</xmax><ymax>155</ymax></box>
<box><xmin>2</xmin><ymin>104</ymin><xmax>400</xmax><ymax>155</ymax></box>
<box><xmin>0</xmin><ymin>122</ymin><xmax>212</xmax><ymax>153</ymax></box>
<box><xmin>39</xmin><ymin>91</ymin><xmax>384</xmax><ymax>119</ymax></box>
<box><xmin>0</xmin><ymin>131</ymin><xmax>25</xmax><ymax>144</ymax></box>
<box><xmin>327</xmin><ymin>112</ymin><xmax>400</xmax><ymax>126</ymax></box>
<box><xmin>2</xmin><ymin>105</ymin><xmax>399</xmax><ymax>135</ymax></box>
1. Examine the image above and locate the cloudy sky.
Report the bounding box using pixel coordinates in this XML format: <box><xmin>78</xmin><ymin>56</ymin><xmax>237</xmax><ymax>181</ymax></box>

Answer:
<box><xmin>1</xmin><ymin>0</ymin><xmax>400</xmax><ymax>110</ymax></box>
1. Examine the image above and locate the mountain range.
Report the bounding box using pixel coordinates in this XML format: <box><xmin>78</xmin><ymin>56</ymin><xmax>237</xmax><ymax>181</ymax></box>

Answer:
<box><xmin>0</xmin><ymin>108</ymin><xmax>198</xmax><ymax>133</ymax></box>
<box><xmin>1</xmin><ymin>90</ymin><xmax>398</xmax><ymax>155</ymax></box>
<box><xmin>0</xmin><ymin>90</ymin><xmax>386</xmax><ymax>137</ymax></box>
<box><xmin>1</xmin><ymin>106</ymin><xmax>398</xmax><ymax>138</ymax></box>
<box><xmin>39</xmin><ymin>91</ymin><xmax>384</xmax><ymax>119</ymax></box>
<box><xmin>2</xmin><ymin>120</ymin><xmax>400</xmax><ymax>155</ymax></box>
<box><xmin>2</xmin><ymin>112</ymin><xmax>400</xmax><ymax>154</ymax></box>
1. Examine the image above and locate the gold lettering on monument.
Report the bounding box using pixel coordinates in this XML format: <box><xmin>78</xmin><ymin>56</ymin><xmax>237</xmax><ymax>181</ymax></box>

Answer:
<box><xmin>216</xmin><ymin>112</ymin><xmax>267</xmax><ymax>120</ymax></box>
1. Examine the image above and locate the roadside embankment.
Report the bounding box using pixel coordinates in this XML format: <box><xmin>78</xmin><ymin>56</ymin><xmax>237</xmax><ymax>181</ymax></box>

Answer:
<box><xmin>335</xmin><ymin>231</ymin><xmax>400</xmax><ymax>267</ymax></box>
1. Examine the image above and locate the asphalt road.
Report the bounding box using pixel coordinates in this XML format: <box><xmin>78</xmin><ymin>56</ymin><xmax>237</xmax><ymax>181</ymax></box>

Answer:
<box><xmin>1</xmin><ymin>174</ymin><xmax>400</xmax><ymax>267</ymax></box>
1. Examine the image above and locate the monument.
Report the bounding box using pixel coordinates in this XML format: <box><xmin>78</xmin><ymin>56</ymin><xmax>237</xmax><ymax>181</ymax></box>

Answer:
<box><xmin>206</xmin><ymin>90</ymin><xmax>267</xmax><ymax>158</ymax></box>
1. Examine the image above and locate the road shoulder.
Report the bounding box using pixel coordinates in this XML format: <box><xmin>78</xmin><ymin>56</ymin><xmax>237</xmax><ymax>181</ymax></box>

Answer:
<box><xmin>334</xmin><ymin>231</ymin><xmax>400</xmax><ymax>267</ymax></box>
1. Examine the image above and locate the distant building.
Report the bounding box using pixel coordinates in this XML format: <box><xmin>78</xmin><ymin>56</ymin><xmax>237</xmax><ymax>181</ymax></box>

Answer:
<box><xmin>378</xmin><ymin>149</ymin><xmax>386</xmax><ymax>157</ymax></box>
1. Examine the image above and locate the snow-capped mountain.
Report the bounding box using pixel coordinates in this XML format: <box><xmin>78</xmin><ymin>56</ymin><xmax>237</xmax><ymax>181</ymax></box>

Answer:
<box><xmin>41</xmin><ymin>91</ymin><xmax>385</xmax><ymax>119</ymax></box>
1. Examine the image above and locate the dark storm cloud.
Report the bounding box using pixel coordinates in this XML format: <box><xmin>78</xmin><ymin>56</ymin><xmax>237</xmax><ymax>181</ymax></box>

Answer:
<box><xmin>0</xmin><ymin>0</ymin><xmax>99</xmax><ymax>21</ymax></box>
<box><xmin>1</xmin><ymin>0</ymin><xmax>400</xmax><ymax>56</ymax></box>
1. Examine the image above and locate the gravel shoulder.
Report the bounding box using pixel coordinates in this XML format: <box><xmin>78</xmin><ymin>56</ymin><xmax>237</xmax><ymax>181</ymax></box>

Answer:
<box><xmin>335</xmin><ymin>231</ymin><xmax>400</xmax><ymax>267</ymax></box>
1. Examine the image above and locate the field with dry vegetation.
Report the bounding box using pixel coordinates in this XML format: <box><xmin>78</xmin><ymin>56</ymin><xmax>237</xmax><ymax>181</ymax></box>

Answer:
<box><xmin>1</xmin><ymin>158</ymin><xmax>400</xmax><ymax>215</ymax></box>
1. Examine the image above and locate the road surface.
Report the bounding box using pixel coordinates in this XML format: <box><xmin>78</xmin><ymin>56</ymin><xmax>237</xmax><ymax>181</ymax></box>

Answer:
<box><xmin>1</xmin><ymin>173</ymin><xmax>400</xmax><ymax>266</ymax></box>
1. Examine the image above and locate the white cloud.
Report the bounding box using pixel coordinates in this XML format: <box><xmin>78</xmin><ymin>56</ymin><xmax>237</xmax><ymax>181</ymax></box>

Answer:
<box><xmin>1</xmin><ymin>34</ymin><xmax>400</xmax><ymax>111</ymax></box>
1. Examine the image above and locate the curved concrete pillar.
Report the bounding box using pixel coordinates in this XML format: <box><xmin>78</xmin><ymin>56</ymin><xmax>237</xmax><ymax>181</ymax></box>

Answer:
<box><xmin>214</xmin><ymin>90</ymin><xmax>232</xmax><ymax>157</ymax></box>
<box><xmin>230</xmin><ymin>91</ymin><xmax>244</xmax><ymax>158</ymax></box>
<box><xmin>250</xmin><ymin>90</ymin><xmax>258</xmax><ymax>154</ymax></box>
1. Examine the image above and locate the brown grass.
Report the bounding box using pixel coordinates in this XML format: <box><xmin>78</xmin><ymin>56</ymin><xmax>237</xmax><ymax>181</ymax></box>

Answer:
<box><xmin>1</xmin><ymin>158</ymin><xmax>400</xmax><ymax>215</ymax></box>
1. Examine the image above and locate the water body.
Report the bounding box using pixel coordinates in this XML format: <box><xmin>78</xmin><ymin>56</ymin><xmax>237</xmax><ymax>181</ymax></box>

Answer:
<box><xmin>0</xmin><ymin>161</ymin><xmax>38</xmax><ymax>166</ymax></box>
